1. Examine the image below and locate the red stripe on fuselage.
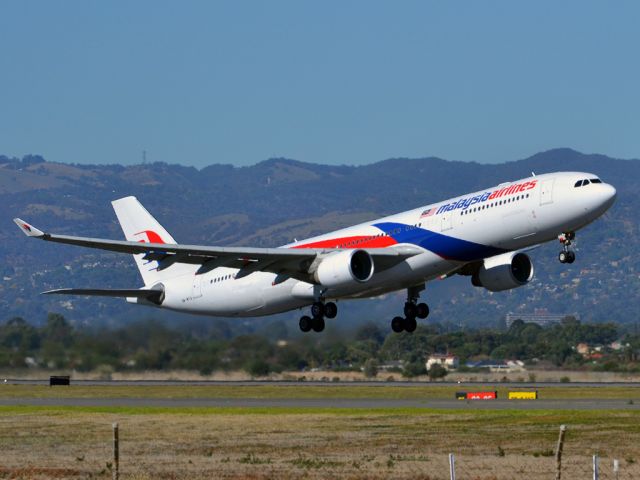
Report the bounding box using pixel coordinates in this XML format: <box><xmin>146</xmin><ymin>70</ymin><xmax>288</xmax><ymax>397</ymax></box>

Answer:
<box><xmin>292</xmin><ymin>235</ymin><xmax>397</xmax><ymax>249</ymax></box>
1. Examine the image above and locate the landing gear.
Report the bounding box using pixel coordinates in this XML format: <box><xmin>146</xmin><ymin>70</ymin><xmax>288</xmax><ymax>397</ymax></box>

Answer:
<box><xmin>299</xmin><ymin>300</ymin><xmax>337</xmax><ymax>333</ymax></box>
<box><xmin>558</xmin><ymin>250</ymin><xmax>575</xmax><ymax>264</ymax></box>
<box><xmin>299</xmin><ymin>315</ymin><xmax>312</xmax><ymax>333</ymax></box>
<box><xmin>416</xmin><ymin>302</ymin><xmax>429</xmax><ymax>319</ymax></box>
<box><xmin>558</xmin><ymin>232</ymin><xmax>576</xmax><ymax>264</ymax></box>
<box><xmin>311</xmin><ymin>316</ymin><xmax>325</xmax><ymax>332</ymax></box>
<box><xmin>391</xmin><ymin>285</ymin><xmax>429</xmax><ymax>333</ymax></box>
<box><xmin>324</xmin><ymin>302</ymin><xmax>338</xmax><ymax>319</ymax></box>
<box><xmin>311</xmin><ymin>301</ymin><xmax>324</xmax><ymax>318</ymax></box>
<box><xmin>391</xmin><ymin>316</ymin><xmax>404</xmax><ymax>333</ymax></box>
<box><xmin>404</xmin><ymin>317</ymin><xmax>417</xmax><ymax>333</ymax></box>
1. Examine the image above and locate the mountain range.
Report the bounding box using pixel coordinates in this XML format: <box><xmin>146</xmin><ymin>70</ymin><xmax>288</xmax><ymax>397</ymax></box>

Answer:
<box><xmin>1</xmin><ymin>148</ymin><xmax>638</xmax><ymax>332</ymax></box>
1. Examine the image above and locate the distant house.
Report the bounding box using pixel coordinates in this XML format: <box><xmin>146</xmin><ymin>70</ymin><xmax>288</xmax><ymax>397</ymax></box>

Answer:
<box><xmin>378</xmin><ymin>360</ymin><xmax>404</xmax><ymax>371</ymax></box>
<box><xmin>426</xmin><ymin>354</ymin><xmax>459</xmax><ymax>371</ymax></box>
<box><xmin>575</xmin><ymin>343</ymin><xmax>611</xmax><ymax>360</ymax></box>
<box><xmin>610</xmin><ymin>341</ymin><xmax>628</xmax><ymax>351</ymax></box>
<box><xmin>466</xmin><ymin>359</ymin><xmax>525</xmax><ymax>373</ymax></box>
<box><xmin>576</xmin><ymin>343</ymin><xmax>590</xmax><ymax>357</ymax></box>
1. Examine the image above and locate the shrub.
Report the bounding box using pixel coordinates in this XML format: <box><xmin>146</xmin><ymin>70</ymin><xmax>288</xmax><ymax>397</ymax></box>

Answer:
<box><xmin>363</xmin><ymin>359</ymin><xmax>378</xmax><ymax>378</ymax></box>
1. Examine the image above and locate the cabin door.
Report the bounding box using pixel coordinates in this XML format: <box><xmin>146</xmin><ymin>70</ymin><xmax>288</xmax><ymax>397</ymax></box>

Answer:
<box><xmin>539</xmin><ymin>179</ymin><xmax>555</xmax><ymax>205</ymax></box>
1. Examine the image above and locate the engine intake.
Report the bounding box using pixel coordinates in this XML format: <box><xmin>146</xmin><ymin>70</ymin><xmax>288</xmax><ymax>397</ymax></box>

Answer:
<box><xmin>472</xmin><ymin>252</ymin><xmax>534</xmax><ymax>292</ymax></box>
<box><xmin>314</xmin><ymin>249</ymin><xmax>374</xmax><ymax>288</ymax></box>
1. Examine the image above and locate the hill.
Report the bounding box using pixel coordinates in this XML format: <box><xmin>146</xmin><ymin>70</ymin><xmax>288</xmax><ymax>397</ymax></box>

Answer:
<box><xmin>1</xmin><ymin>149</ymin><xmax>638</xmax><ymax>331</ymax></box>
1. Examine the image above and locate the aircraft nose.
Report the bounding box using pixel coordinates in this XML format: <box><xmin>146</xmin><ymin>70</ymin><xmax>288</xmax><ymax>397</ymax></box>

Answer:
<box><xmin>601</xmin><ymin>183</ymin><xmax>617</xmax><ymax>210</ymax></box>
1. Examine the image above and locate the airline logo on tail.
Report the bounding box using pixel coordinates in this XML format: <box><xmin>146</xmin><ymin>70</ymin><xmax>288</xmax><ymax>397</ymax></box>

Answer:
<box><xmin>134</xmin><ymin>230</ymin><xmax>166</xmax><ymax>244</ymax></box>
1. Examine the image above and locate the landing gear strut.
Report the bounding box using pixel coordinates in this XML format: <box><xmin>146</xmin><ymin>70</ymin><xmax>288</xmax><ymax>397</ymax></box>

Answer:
<box><xmin>558</xmin><ymin>232</ymin><xmax>576</xmax><ymax>264</ymax></box>
<box><xmin>391</xmin><ymin>285</ymin><xmax>429</xmax><ymax>333</ymax></box>
<box><xmin>299</xmin><ymin>300</ymin><xmax>337</xmax><ymax>333</ymax></box>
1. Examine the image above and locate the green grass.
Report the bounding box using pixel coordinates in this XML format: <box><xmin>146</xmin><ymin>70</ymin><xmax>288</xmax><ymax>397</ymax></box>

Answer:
<box><xmin>1</xmin><ymin>384</ymin><xmax>639</xmax><ymax>400</ymax></box>
<box><xmin>2</xmin><ymin>404</ymin><xmax>640</xmax><ymax>421</ymax></box>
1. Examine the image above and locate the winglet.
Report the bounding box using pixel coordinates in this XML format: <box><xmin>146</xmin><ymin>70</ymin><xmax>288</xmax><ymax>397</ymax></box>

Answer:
<box><xmin>13</xmin><ymin>218</ymin><xmax>45</xmax><ymax>238</ymax></box>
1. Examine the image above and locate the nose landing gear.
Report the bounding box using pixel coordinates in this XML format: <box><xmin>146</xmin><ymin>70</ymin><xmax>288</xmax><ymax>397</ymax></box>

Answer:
<box><xmin>391</xmin><ymin>285</ymin><xmax>429</xmax><ymax>333</ymax></box>
<box><xmin>558</xmin><ymin>232</ymin><xmax>576</xmax><ymax>264</ymax></box>
<box><xmin>299</xmin><ymin>300</ymin><xmax>337</xmax><ymax>333</ymax></box>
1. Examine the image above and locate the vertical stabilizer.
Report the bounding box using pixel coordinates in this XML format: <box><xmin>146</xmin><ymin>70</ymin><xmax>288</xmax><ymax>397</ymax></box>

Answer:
<box><xmin>111</xmin><ymin>196</ymin><xmax>194</xmax><ymax>285</ymax></box>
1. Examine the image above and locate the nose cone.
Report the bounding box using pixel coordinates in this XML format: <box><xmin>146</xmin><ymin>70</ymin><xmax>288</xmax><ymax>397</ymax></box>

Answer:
<box><xmin>601</xmin><ymin>183</ymin><xmax>617</xmax><ymax>211</ymax></box>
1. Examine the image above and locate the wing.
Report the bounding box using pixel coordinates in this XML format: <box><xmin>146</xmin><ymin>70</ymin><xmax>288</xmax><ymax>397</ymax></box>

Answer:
<box><xmin>13</xmin><ymin>218</ymin><xmax>422</xmax><ymax>282</ymax></box>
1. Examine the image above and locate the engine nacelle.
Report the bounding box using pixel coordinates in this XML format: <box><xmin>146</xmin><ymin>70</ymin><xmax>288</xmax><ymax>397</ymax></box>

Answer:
<box><xmin>472</xmin><ymin>252</ymin><xmax>534</xmax><ymax>292</ymax></box>
<box><xmin>314</xmin><ymin>249</ymin><xmax>374</xmax><ymax>288</ymax></box>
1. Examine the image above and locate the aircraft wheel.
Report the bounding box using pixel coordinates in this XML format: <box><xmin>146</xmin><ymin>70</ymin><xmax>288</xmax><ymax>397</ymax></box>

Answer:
<box><xmin>566</xmin><ymin>251</ymin><xmax>576</xmax><ymax>264</ymax></box>
<box><xmin>403</xmin><ymin>302</ymin><xmax>417</xmax><ymax>319</ymax></box>
<box><xmin>299</xmin><ymin>315</ymin><xmax>312</xmax><ymax>333</ymax></box>
<box><xmin>312</xmin><ymin>316</ymin><xmax>325</xmax><ymax>332</ymax></box>
<box><xmin>558</xmin><ymin>251</ymin><xmax>568</xmax><ymax>264</ymax></box>
<box><xmin>324</xmin><ymin>302</ymin><xmax>338</xmax><ymax>319</ymax></box>
<box><xmin>391</xmin><ymin>316</ymin><xmax>405</xmax><ymax>333</ymax></box>
<box><xmin>311</xmin><ymin>301</ymin><xmax>325</xmax><ymax>318</ymax></box>
<box><xmin>416</xmin><ymin>302</ymin><xmax>429</xmax><ymax>319</ymax></box>
<box><xmin>404</xmin><ymin>317</ymin><xmax>417</xmax><ymax>333</ymax></box>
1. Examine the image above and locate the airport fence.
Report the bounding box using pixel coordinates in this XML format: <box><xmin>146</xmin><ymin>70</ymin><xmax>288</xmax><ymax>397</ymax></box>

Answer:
<box><xmin>444</xmin><ymin>454</ymin><xmax>639</xmax><ymax>480</ymax></box>
<box><xmin>99</xmin><ymin>423</ymin><xmax>640</xmax><ymax>479</ymax></box>
<box><xmin>440</xmin><ymin>425</ymin><xmax>638</xmax><ymax>480</ymax></box>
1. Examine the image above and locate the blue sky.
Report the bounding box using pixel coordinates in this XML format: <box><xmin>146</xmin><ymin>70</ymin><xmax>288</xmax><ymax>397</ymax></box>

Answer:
<box><xmin>1</xmin><ymin>1</ymin><xmax>638</xmax><ymax>167</ymax></box>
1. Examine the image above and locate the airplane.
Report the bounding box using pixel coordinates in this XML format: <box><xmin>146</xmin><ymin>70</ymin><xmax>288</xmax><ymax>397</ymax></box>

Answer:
<box><xmin>14</xmin><ymin>171</ymin><xmax>616</xmax><ymax>333</ymax></box>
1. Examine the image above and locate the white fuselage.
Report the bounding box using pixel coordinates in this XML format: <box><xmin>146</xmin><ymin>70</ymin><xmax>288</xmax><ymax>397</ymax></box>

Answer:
<box><xmin>143</xmin><ymin>171</ymin><xmax>616</xmax><ymax>317</ymax></box>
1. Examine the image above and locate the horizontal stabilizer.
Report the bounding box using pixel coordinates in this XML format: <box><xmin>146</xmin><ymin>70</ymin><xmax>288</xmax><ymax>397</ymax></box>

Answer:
<box><xmin>42</xmin><ymin>288</ymin><xmax>164</xmax><ymax>305</ymax></box>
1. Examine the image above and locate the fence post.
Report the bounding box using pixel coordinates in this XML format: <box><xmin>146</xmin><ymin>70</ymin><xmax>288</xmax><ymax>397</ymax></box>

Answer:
<box><xmin>555</xmin><ymin>424</ymin><xmax>567</xmax><ymax>480</ymax></box>
<box><xmin>112</xmin><ymin>422</ymin><xmax>119</xmax><ymax>480</ymax></box>
<box><xmin>593</xmin><ymin>454</ymin><xmax>599</xmax><ymax>480</ymax></box>
<box><xmin>448</xmin><ymin>453</ymin><xmax>456</xmax><ymax>480</ymax></box>
<box><xmin>613</xmin><ymin>459</ymin><xmax>620</xmax><ymax>480</ymax></box>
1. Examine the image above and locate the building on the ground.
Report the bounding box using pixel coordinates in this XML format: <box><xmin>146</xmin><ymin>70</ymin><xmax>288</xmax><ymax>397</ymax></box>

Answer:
<box><xmin>378</xmin><ymin>360</ymin><xmax>404</xmax><ymax>371</ymax></box>
<box><xmin>505</xmin><ymin>309</ymin><xmax>580</xmax><ymax>328</ymax></box>
<box><xmin>426</xmin><ymin>354</ymin><xmax>459</xmax><ymax>371</ymax></box>
<box><xmin>466</xmin><ymin>359</ymin><xmax>526</xmax><ymax>373</ymax></box>
<box><xmin>576</xmin><ymin>343</ymin><xmax>590</xmax><ymax>356</ymax></box>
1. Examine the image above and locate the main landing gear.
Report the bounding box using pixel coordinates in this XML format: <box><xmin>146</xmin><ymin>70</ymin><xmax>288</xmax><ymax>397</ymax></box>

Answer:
<box><xmin>558</xmin><ymin>232</ymin><xmax>576</xmax><ymax>264</ymax></box>
<box><xmin>299</xmin><ymin>300</ymin><xmax>337</xmax><ymax>333</ymax></box>
<box><xmin>391</xmin><ymin>286</ymin><xmax>429</xmax><ymax>333</ymax></box>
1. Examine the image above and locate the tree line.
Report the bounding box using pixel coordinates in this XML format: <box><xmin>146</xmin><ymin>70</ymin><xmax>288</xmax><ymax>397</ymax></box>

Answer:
<box><xmin>0</xmin><ymin>314</ymin><xmax>638</xmax><ymax>377</ymax></box>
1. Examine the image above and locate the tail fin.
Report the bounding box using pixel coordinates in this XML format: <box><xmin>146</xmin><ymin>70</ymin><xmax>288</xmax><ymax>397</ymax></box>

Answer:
<box><xmin>111</xmin><ymin>196</ymin><xmax>193</xmax><ymax>285</ymax></box>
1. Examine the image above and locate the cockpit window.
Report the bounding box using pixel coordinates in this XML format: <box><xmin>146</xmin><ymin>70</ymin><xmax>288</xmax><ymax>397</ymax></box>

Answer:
<box><xmin>583</xmin><ymin>179</ymin><xmax>590</xmax><ymax>186</ymax></box>
<box><xmin>590</xmin><ymin>178</ymin><xmax>602</xmax><ymax>184</ymax></box>
<box><xmin>574</xmin><ymin>180</ymin><xmax>583</xmax><ymax>187</ymax></box>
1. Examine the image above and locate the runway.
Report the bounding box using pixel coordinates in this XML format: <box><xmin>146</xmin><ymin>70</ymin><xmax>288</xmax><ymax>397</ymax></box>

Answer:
<box><xmin>1</xmin><ymin>397</ymin><xmax>639</xmax><ymax>410</ymax></box>
<box><xmin>3</xmin><ymin>379</ymin><xmax>639</xmax><ymax>410</ymax></box>
<box><xmin>5</xmin><ymin>379</ymin><xmax>640</xmax><ymax>388</ymax></box>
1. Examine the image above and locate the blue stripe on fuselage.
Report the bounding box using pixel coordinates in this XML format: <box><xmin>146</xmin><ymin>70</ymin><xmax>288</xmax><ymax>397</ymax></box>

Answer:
<box><xmin>373</xmin><ymin>222</ymin><xmax>507</xmax><ymax>262</ymax></box>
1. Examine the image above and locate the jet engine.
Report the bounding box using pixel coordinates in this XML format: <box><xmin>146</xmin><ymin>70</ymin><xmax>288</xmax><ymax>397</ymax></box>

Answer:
<box><xmin>314</xmin><ymin>249</ymin><xmax>374</xmax><ymax>288</ymax></box>
<box><xmin>472</xmin><ymin>252</ymin><xmax>534</xmax><ymax>292</ymax></box>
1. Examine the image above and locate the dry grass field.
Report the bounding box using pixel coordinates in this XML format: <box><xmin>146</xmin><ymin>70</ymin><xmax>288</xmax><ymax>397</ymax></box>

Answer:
<box><xmin>0</xmin><ymin>384</ymin><xmax>640</xmax><ymax>479</ymax></box>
